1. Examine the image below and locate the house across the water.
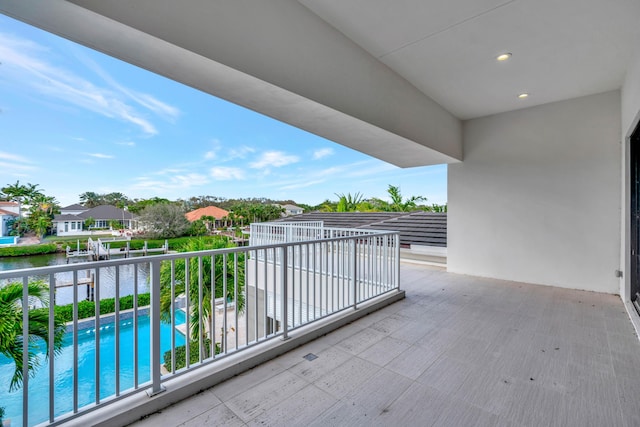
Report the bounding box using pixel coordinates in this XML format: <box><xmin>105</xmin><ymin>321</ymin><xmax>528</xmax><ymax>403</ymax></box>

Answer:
<box><xmin>0</xmin><ymin>201</ymin><xmax>19</xmax><ymax>237</ymax></box>
<box><xmin>53</xmin><ymin>204</ymin><xmax>138</xmax><ymax>237</ymax></box>
<box><xmin>185</xmin><ymin>205</ymin><xmax>230</xmax><ymax>230</ymax></box>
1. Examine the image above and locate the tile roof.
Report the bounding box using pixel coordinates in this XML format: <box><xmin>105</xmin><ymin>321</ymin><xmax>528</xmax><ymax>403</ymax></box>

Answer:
<box><xmin>0</xmin><ymin>208</ymin><xmax>18</xmax><ymax>216</ymax></box>
<box><xmin>61</xmin><ymin>203</ymin><xmax>86</xmax><ymax>211</ymax></box>
<box><xmin>185</xmin><ymin>206</ymin><xmax>230</xmax><ymax>222</ymax></box>
<box><xmin>53</xmin><ymin>205</ymin><xmax>135</xmax><ymax>221</ymax></box>
<box><xmin>0</xmin><ymin>201</ymin><xmax>19</xmax><ymax>206</ymax></box>
<box><xmin>270</xmin><ymin>211</ymin><xmax>447</xmax><ymax>247</ymax></box>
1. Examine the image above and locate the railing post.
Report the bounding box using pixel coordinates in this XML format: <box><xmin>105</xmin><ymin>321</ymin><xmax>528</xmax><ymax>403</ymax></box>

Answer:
<box><xmin>351</xmin><ymin>238</ymin><xmax>358</xmax><ymax>310</ymax></box>
<box><xmin>395</xmin><ymin>234</ymin><xmax>401</xmax><ymax>290</ymax></box>
<box><xmin>281</xmin><ymin>246</ymin><xmax>289</xmax><ymax>340</ymax></box>
<box><xmin>147</xmin><ymin>260</ymin><xmax>165</xmax><ymax>397</ymax></box>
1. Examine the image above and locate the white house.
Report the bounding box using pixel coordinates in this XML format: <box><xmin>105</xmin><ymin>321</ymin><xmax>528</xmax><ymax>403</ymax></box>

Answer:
<box><xmin>52</xmin><ymin>204</ymin><xmax>137</xmax><ymax>236</ymax></box>
<box><xmin>0</xmin><ymin>201</ymin><xmax>19</xmax><ymax>237</ymax></box>
<box><xmin>280</xmin><ymin>204</ymin><xmax>304</xmax><ymax>216</ymax></box>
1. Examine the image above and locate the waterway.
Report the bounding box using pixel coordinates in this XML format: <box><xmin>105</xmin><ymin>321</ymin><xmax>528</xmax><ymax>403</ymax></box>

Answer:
<box><xmin>0</xmin><ymin>253</ymin><xmax>151</xmax><ymax>306</ymax></box>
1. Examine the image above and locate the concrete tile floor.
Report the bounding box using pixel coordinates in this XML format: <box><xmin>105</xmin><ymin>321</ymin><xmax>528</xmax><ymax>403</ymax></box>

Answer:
<box><xmin>131</xmin><ymin>263</ymin><xmax>640</xmax><ymax>426</ymax></box>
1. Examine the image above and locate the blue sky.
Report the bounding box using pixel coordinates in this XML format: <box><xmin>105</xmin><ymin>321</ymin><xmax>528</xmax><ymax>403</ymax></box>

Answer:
<box><xmin>0</xmin><ymin>15</ymin><xmax>447</xmax><ymax>208</ymax></box>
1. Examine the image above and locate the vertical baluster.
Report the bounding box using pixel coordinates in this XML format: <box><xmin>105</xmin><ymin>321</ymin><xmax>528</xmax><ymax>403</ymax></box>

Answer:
<box><xmin>22</xmin><ymin>276</ymin><xmax>29</xmax><ymax>427</ymax></box>
<box><xmin>133</xmin><ymin>266</ymin><xmax>139</xmax><ymax>388</ymax></box>
<box><xmin>184</xmin><ymin>258</ymin><xmax>190</xmax><ymax>368</ymax></box>
<box><xmin>170</xmin><ymin>260</ymin><xmax>176</xmax><ymax>374</ymax></box>
<box><xmin>94</xmin><ymin>268</ymin><xmax>101</xmax><ymax>404</ymax></box>
<box><xmin>211</xmin><ymin>255</ymin><xmax>216</xmax><ymax>359</ymax></box>
<box><xmin>223</xmin><ymin>253</ymin><xmax>228</xmax><ymax>353</ymax></box>
<box><xmin>234</xmin><ymin>252</ymin><xmax>239</xmax><ymax>351</ymax></box>
<box><xmin>147</xmin><ymin>260</ymin><xmax>164</xmax><ymax>396</ymax></box>
<box><xmin>281</xmin><ymin>246</ymin><xmax>289</xmax><ymax>340</ymax></box>
<box><xmin>263</xmin><ymin>249</ymin><xmax>268</xmax><ymax>339</ymax></box>
<box><xmin>115</xmin><ymin>265</ymin><xmax>120</xmax><ymax>396</ymax></box>
<box><xmin>48</xmin><ymin>272</ymin><xmax>55</xmax><ymax>423</ymax></box>
<box><xmin>73</xmin><ymin>270</ymin><xmax>78</xmax><ymax>413</ymax></box>
<box><xmin>198</xmin><ymin>257</ymin><xmax>203</xmax><ymax>363</ymax></box>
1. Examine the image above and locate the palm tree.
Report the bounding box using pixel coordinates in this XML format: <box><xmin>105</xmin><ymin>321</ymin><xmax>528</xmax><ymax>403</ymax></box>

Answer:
<box><xmin>335</xmin><ymin>192</ymin><xmax>364</xmax><ymax>212</ymax></box>
<box><xmin>0</xmin><ymin>281</ymin><xmax>65</xmax><ymax>392</ymax></box>
<box><xmin>159</xmin><ymin>238</ymin><xmax>245</xmax><ymax>353</ymax></box>
<box><xmin>374</xmin><ymin>185</ymin><xmax>426</xmax><ymax>212</ymax></box>
<box><xmin>79</xmin><ymin>191</ymin><xmax>104</xmax><ymax>208</ymax></box>
<box><xmin>1</xmin><ymin>180</ymin><xmax>42</xmax><ymax>217</ymax></box>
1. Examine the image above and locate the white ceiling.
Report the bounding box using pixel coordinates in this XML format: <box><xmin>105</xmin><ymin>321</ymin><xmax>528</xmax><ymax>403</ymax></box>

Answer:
<box><xmin>300</xmin><ymin>0</ymin><xmax>640</xmax><ymax>119</ymax></box>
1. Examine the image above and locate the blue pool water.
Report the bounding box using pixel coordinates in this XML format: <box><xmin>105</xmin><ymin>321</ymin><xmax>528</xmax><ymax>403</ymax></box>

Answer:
<box><xmin>0</xmin><ymin>311</ymin><xmax>186</xmax><ymax>426</ymax></box>
<box><xmin>0</xmin><ymin>236</ymin><xmax>17</xmax><ymax>245</ymax></box>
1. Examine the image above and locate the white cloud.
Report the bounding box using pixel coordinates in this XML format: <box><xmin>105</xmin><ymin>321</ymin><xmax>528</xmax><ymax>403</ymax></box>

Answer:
<box><xmin>0</xmin><ymin>32</ymin><xmax>181</xmax><ymax>135</ymax></box>
<box><xmin>313</xmin><ymin>148</ymin><xmax>334</xmax><ymax>160</ymax></box>
<box><xmin>227</xmin><ymin>146</ymin><xmax>255</xmax><ymax>160</ymax></box>
<box><xmin>250</xmin><ymin>151</ymin><xmax>299</xmax><ymax>169</ymax></box>
<box><xmin>0</xmin><ymin>151</ymin><xmax>33</xmax><ymax>163</ymax></box>
<box><xmin>280</xmin><ymin>179</ymin><xmax>325</xmax><ymax>190</ymax></box>
<box><xmin>210</xmin><ymin>167</ymin><xmax>246</xmax><ymax>180</ymax></box>
<box><xmin>0</xmin><ymin>152</ymin><xmax>37</xmax><ymax>175</ymax></box>
<box><xmin>205</xmin><ymin>151</ymin><xmax>216</xmax><ymax>160</ymax></box>
<box><xmin>116</xmin><ymin>141</ymin><xmax>136</xmax><ymax>147</ymax></box>
<box><xmin>132</xmin><ymin>173</ymin><xmax>209</xmax><ymax>190</ymax></box>
<box><xmin>87</xmin><ymin>153</ymin><xmax>115</xmax><ymax>159</ymax></box>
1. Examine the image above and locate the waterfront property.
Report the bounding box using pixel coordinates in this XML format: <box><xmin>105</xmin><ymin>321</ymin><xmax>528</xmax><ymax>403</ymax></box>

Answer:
<box><xmin>1</xmin><ymin>1</ymin><xmax>640</xmax><ymax>425</ymax></box>
<box><xmin>53</xmin><ymin>204</ymin><xmax>138</xmax><ymax>237</ymax></box>
<box><xmin>184</xmin><ymin>206</ymin><xmax>230</xmax><ymax>230</ymax></box>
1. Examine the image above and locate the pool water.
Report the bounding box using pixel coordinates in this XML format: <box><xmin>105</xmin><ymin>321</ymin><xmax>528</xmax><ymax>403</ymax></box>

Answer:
<box><xmin>0</xmin><ymin>311</ymin><xmax>186</xmax><ymax>426</ymax></box>
<box><xmin>0</xmin><ymin>236</ymin><xmax>17</xmax><ymax>245</ymax></box>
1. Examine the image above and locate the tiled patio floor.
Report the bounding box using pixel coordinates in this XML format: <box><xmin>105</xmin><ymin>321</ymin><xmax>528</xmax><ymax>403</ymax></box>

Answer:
<box><xmin>130</xmin><ymin>263</ymin><xmax>640</xmax><ymax>426</ymax></box>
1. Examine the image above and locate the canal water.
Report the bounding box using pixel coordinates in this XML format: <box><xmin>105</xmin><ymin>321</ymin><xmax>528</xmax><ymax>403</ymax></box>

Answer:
<box><xmin>0</xmin><ymin>253</ymin><xmax>151</xmax><ymax>306</ymax></box>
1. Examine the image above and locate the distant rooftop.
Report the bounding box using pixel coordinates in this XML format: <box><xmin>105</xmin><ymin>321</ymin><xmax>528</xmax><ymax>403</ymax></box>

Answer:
<box><xmin>270</xmin><ymin>211</ymin><xmax>446</xmax><ymax>247</ymax></box>
<box><xmin>61</xmin><ymin>203</ymin><xmax>86</xmax><ymax>211</ymax></box>
<box><xmin>185</xmin><ymin>206</ymin><xmax>230</xmax><ymax>222</ymax></box>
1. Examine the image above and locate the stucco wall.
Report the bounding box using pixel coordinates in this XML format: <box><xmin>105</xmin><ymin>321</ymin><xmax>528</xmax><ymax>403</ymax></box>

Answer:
<box><xmin>448</xmin><ymin>91</ymin><xmax>621</xmax><ymax>293</ymax></box>
<box><xmin>621</xmin><ymin>47</ymin><xmax>640</xmax><ymax>301</ymax></box>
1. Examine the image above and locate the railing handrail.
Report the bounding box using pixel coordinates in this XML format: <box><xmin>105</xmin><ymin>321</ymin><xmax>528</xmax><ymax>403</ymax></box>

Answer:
<box><xmin>0</xmin><ymin>229</ymin><xmax>398</xmax><ymax>280</ymax></box>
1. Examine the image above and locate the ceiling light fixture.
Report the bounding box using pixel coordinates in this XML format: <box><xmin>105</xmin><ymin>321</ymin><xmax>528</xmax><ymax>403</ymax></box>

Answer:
<box><xmin>496</xmin><ymin>53</ymin><xmax>512</xmax><ymax>61</ymax></box>
<box><xmin>518</xmin><ymin>93</ymin><xmax>529</xmax><ymax>99</ymax></box>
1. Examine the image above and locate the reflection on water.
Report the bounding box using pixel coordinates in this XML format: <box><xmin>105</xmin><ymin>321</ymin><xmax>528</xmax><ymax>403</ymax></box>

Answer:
<box><xmin>0</xmin><ymin>253</ymin><xmax>151</xmax><ymax>305</ymax></box>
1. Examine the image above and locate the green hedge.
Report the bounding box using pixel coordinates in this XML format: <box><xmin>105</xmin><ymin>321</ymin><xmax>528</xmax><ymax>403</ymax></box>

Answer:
<box><xmin>163</xmin><ymin>339</ymin><xmax>220</xmax><ymax>371</ymax></box>
<box><xmin>32</xmin><ymin>292</ymin><xmax>151</xmax><ymax>323</ymax></box>
<box><xmin>0</xmin><ymin>243</ymin><xmax>58</xmax><ymax>257</ymax></box>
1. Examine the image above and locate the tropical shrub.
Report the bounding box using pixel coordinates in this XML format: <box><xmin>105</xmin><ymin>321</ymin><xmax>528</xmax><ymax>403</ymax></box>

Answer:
<box><xmin>162</xmin><ymin>338</ymin><xmax>220</xmax><ymax>371</ymax></box>
<box><xmin>0</xmin><ymin>281</ymin><xmax>65</xmax><ymax>391</ymax></box>
<box><xmin>0</xmin><ymin>243</ymin><xmax>57</xmax><ymax>257</ymax></box>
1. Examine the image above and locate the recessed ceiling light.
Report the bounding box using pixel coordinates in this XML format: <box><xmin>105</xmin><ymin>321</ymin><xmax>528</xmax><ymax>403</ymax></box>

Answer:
<box><xmin>518</xmin><ymin>93</ymin><xmax>529</xmax><ymax>99</ymax></box>
<box><xmin>496</xmin><ymin>53</ymin><xmax>512</xmax><ymax>61</ymax></box>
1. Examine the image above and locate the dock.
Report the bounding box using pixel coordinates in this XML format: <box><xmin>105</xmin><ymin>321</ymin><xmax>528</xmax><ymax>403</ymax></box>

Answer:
<box><xmin>66</xmin><ymin>238</ymin><xmax>169</xmax><ymax>262</ymax></box>
<box><xmin>55</xmin><ymin>273</ymin><xmax>96</xmax><ymax>301</ymax></box>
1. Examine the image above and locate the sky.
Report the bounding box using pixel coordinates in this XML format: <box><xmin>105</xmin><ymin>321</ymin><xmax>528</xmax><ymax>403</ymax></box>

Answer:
<box><xmin>0</xmin><ymin>15</ymin><xmax>447</xmax><ymax>208</ymax></box>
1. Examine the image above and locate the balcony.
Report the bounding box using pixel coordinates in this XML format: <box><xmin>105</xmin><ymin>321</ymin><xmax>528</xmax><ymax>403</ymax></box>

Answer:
<box><xmin>128</xmin><ymin>263</ymin><xmax>640</xmax><ymax>427</ymax></box>
<box><xmin>0</xmin><ymin>223</ymin><xmax>402</xmax><ymax>426</ymax></box>
<box><xmin>3</xmin><ymin>223</ymin><xmax>640</xmax><ymax>426</ymax></box>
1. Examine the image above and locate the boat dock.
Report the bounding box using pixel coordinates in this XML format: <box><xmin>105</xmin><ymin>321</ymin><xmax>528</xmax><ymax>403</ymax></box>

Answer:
<box><xmin>66</xmin><ymin>237</ymin><xmax>169</xmax><ymax>262</ymax></box>
<box><xmin>55</xmin><ymin>273</ymin><xmax>96</xmax><ymax>301</ymax></box>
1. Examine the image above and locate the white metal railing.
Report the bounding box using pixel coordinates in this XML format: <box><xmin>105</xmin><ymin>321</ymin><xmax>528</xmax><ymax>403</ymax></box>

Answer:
<box><xmin>0</xmin><ymin>228</ymin><xmax>399</xmax><ymax>426</ymax></box>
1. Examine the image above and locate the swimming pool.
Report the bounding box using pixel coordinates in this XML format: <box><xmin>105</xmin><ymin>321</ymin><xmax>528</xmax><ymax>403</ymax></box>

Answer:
<box><xmin>0</xmin><ymin>236</ymin><xmax>17</xmax><ymax>246</ymax></box>
<box><xmin>0</xmin><ymin>311</ymin><xmax>186</xmax><ymax>426</ymax></box>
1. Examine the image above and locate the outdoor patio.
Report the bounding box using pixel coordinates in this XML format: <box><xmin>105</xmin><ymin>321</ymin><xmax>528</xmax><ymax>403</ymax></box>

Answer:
<box><xmin>130</xmin><ymin>262</ymin><xmax>640</xmax><ymax>426</ymax></box>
